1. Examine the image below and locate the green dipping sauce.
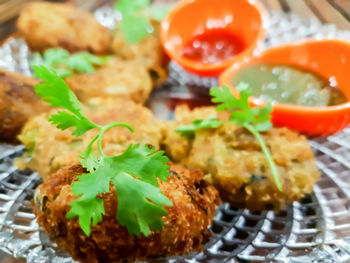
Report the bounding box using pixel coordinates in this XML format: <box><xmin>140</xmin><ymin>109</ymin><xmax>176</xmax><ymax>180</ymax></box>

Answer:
<box><xmin>232</xmin><ymin>63</ymin><xmax>348</xmax><ymax>107</ymax></box>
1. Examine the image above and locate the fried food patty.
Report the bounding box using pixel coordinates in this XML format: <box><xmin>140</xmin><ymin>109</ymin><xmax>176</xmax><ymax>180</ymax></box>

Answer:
<box><xmin>162</xmin><ymin>106</ymin><xmax>321</xmax><ymax>210</ymax></box>
<box><xmin>17</xmin><ymin>2</ymin><xmax>110</xmax><ymax>54</ymax></box>
<box><xmin>34</xmin><ymin>163</ymin><xmax>220</xmax><ymax>263</ymax></box>
<box><xmin>65</xmin><ymin>58</ymin><xmax>152</xmax><ymax>104</ymax></box>
<box><xmin>111</xmin><ymin>18</ymin><xmax>167</xmax><ymax>86</ymax></box>
<box><xmin>17</xmin><ymin>99</ymin><xmax>162</xmax><ymax>180</ymax></box>
<box><xmin>0</xmin><ymin>69</ymin><xmax>49</xmax><ymax>143</ymax></box>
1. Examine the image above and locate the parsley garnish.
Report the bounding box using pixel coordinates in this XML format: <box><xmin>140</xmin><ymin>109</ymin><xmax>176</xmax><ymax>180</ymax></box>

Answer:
<box><xmin>31</xmin><ymin>48</ymin><xmax>109</xmax><ymax>78</ymax></box>
<box><xmin>33</xmin><ymin>65</ymin><xmax>172</xmax><ymax>236</ymax></box>
<box><xmin>114</xmin><ymin>0</ymin><xmax>169</xmax><ymax>43</ymax></box>
<box><xmin>210</xmin><ymin>83</ymin><xmax>282</xmax><ymax>191</ymax></box>
<box><xmin>176</xmin><ymin>116</ymin><xmax>222</xmax><ymax>139</ymax></box>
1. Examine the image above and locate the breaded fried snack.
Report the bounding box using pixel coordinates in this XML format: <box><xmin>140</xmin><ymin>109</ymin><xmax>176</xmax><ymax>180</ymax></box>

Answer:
<box><xmin>17</xmin><ymin>99</ymin><xmax>162</xmax><ymax>180</ymax></box>
<box><xmin>65</xmin><ymin>58</ymin><xmax>152</xmax><ymax>103</ymax></box>
<box><xmin>162</xmin><ymin>106</ymin><xmax>321</xmax><ymax>210</ymax></box>
<box><xmin>0</xmin><ymin>69</ymin><xmax>48</xmax><ymax>143</ymax></box>
<box><xmin>34</xmin><ymin>163</ymin><xmax>220</xmax><ymax>263</ymax></box>
<box><xmin>17</xmin><ymin>2</ymin><xmax>110</xmax><ymax>54</ymax></box>
<box><xmin>111</xmin><ymin>19</ymin><xmax>167</xmax><ymax>85</ymax></box>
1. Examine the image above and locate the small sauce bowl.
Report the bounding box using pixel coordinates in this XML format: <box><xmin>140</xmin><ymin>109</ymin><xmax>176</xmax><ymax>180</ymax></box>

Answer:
<box><xmin>220</xmin><ymin>39</ymin><xmax>350</xmax><ymax>135</ymax></box>
<box><xmin>160</xmin><ymin>0</ymin><xmax>266</xmax><ymax>76</ymax></box>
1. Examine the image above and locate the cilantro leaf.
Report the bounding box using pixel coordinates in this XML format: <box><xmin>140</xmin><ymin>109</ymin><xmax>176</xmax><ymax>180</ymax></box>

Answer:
<box><xmin>31</xmin><ymin>48</ymin><xmax>109</xmax><ymax>78</ymax></box>
<box><xmin>176</xmin><ymin>116</ymin><xmax>222</xmax><ymax>139</ymax></box>
<box><xmin>120</xmin><ymin>15</ymin><xmax>151</xmax><ymax>43</ymax></box>
<box><xmin>114</xmin><ymin>0</ymin><xmax>169</xmax><ymax>43</ymax></box>
<box><xmin>33</xmin><ymin>66</ymin><xmax>98</xmax><ymax>135</ymax></box>
<box><xmin>115</xmin><ymin>0</ymin><xmax>150</xmax><ymax>16</ymax></box>
<box><xmin>67</xmin><ymin>197</ymin><xmax>105</xmax><ymax>236</ymax></box>
<box><xmin>49</xmin><ymin>111</ymin><xmax>97</xmax><ymax>136</ymax></box>
<box><xmin>34</xmin><ymin>65</ymin><xmax>172</xmax><ymax>237</ymax></box>
<box><xmin>34</xmin><ymin>66</ymin><xmax>84</xmax><ymax>115</ymax></box>
<box><xmin>114</xmin><ymin>172</ymin><xmax>171</xmax><ymax>236</ymax></box>
<box><xmin>43</xmin><ymin>48</ymin><xmax>69</xmax><ymax>64</ymax></box>
<box><xmin>68</xmin><ymin>146</ymin><xmax>171</xmax><ymax>237</ymax></box>
<box><xmin>210</xmin><ymin>83</ymin><xmax>282</xmax><ymax>191</ymax></box>
<box><xmin>110</xmin><ymin>144</ymin><xmax>169</xmax><ymax>186</ymax></box>
<box><xmin>151</xmin><ymin>5</ymin><xmax>169</xmax><ymax>21</ymax></box>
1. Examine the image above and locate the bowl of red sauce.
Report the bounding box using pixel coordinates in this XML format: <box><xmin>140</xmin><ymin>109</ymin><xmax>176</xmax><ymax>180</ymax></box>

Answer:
<box><xmin>160</xmin><ymin>0</ymin><xmax>267</xmax><ymax>76</ymax></box>
<box><xmin>219</xmin><ymin>39</ymin><xmax>350</xmax><ymax>135</ymax></box>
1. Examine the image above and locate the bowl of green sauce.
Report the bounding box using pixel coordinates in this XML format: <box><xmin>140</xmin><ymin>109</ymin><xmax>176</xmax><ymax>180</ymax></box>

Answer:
<box><xmin>220</xmin><ymin>39</ymin><xmax>350</xmax><ymax>135</ymax></box>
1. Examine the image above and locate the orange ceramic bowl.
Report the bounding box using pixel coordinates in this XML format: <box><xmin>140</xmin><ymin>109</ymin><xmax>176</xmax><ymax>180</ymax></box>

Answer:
<box><xmin>219</xmin><ymin>39</ymin><xmax>350</xmax><ymax>136</ymax></box>
<box><xmin>160</xmin><ymin>0</ymin><xmax>266</xmax><ymax>76</ymax></box>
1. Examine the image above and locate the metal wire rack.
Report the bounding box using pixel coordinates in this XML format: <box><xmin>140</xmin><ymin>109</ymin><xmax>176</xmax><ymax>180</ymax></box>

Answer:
<box><xmin>1</xmin><ymin>130</ymin><xmax>350</xmax><ymax>262</ymax></box>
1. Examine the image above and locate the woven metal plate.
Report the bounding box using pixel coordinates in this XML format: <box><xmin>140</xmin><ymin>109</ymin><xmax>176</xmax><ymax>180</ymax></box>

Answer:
<box><xmin>1</xmin><ymin>6</ymin><xmax>350</xmax><ymax>263</ymax></box>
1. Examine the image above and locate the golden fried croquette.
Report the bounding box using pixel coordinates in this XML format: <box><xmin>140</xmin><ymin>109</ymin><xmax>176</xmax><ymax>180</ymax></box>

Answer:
<box><xmin>17</xmin><ymin>99</ymin><xmax>162</xmax><ymax>180</ymax></box>
<box><xmin>65</xmin><ymin>58</ymin><xmax>152</xmax><ymax>104</ymax></box>
<box><xmin>162</xmin><ymin>106</ymin><xmax>321</xmax><ymax>210</ymax></box>
<box><xmin>111</xmin><ymin>19</ymin><xmax>168</xmax><ymax>85</ymax></box>
<box><xmin>17</xmin><ymin>2</ymin><xmax>110</xmax><ymax>54</ymax></box>
<box><xmin>0</xmin><ymin>69</ymin><xmax>49</xmax><ymax>143</ymax></box>
<box><xmin>34</xmin><ymin>163</ymin><xmax>220</xmax><ymax>263</ymax></box>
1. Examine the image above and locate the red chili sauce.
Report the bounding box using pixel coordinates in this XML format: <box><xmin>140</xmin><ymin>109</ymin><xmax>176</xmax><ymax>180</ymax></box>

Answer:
<box><xmin>181</xmin><ymin>30</ymin><xmax>245</xmax><ymax>64</ymax></box>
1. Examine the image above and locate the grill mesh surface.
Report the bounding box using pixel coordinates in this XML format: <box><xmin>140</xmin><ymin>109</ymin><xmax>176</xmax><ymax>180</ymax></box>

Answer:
<box><xmin>1</xmin><ymin>132</ymin><xmax>350</xmax><ymax>262</ymax></box>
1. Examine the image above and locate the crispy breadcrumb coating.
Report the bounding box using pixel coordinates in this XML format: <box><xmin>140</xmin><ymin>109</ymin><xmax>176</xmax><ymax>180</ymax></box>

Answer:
<box><xmin>17</xmin><ymin>2</ymin><xmax>110</xmax><ymax>54</ymax></box>
<box><xmin>0</xmin><ymin>69</ymin><xmax>49</xmax><ymax>143</ymax></box>
<box><xmin>17</xmin><ymin>99</ymin><xmax>162</xmax><ymax>180</ymax></box>
<box><xmin>162</xmin><ymin>106</ymin><xmax>321</xmax><ymax>210</ymax></box>
<box><xmin>34</xmin><ymin>163</ymin><xmax>220</xmax><ymax>263</ymax></box>
<box><xmin>65</xmin><ymin>58</ymin><xmax>153</xmax><ymax>104</ymax></box>
<box><xmin>111</xmin><ymin>18</ymin><xmax>167</xmax><ymax>86</ymax></box>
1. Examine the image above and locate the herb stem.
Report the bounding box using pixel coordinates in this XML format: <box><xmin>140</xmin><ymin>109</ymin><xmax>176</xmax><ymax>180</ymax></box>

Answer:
<box><xmin>244</xmin><ymin>123</ymin><xmax>282</xmax><ymax>191</ymax></box>
<box><xmin>97</xmin><ymin>131</ymin><xmax>105</xmax><ymax>158</ymax></box>
<box><xmin>96</xmin><ymin>122</ymin><xmax>135</xmax><ymax>158</ymax></box>
<box><xmin>102</xmin><ymin>122</ymin><xmax>134</xmax><ymax>133</ymax></box>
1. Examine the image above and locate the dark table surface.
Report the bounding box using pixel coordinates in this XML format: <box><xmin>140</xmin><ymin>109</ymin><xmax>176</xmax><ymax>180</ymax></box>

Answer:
<box><xmin>0</xmin><ymin>0</ymin><xmax>349</xmax><ymax>262</ymax></box>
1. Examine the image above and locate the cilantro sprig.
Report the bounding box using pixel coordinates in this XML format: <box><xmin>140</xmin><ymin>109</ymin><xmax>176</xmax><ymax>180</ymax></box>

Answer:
<box><xmin>31</xmin><ymin>48</ymin><xmax>109</xmax><ymax>78</ymax></box>
<box><xmin>176</xmin><ymin>116</ymin><xmax>222</xmax><ymax>139</ymax></box>
<box><xmin>210</xmin><ymin>84</ymin><xmax>282</xmax><ymax>191</ymax></box>
<box><xmin>33</xmin><ymin>65</ymin><xmax>172</xmax><ymax>236</ymax></box>
<box><xmin>175</xmin><ymin>84</ymin><xmax>282</xmax><ymax>191</ymax></box>
<box><xmin>114</xmin><ymin>0</ymin><xmax>169</xmax><ymax>43</ymax></box>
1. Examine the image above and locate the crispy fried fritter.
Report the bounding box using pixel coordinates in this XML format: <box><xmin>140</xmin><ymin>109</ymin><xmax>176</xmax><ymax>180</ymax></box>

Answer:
<box><xmin>162</xmin><ymin>106</ymin><xmax>321</xmax><ymax>210</ymax></box>
<box><xmin>34</xmin><ymin>163</ymin><xmax>220</xmax><ymax>263</ymax></box>
<box><xmin>65</xmin><ymin>58</ymin><xmax>152</xmax><ymax>104</ymax></box>
<box><xmin>17</xmin><ymin>2</ymin><xmax>110</xmax><ymax>54</ymax></box>
<box><xmin>17</xmin><ymin>99</ymin><xmax>162</xmax><ymax>180</ymax></box>
<box><xmin>0</xmin><ymin>69</ymin><xmax>49</xmax><ymax>143</ymax></box>
<box><xmin>111</xmin><ymin>19</ymin><xmax>167</xmax><ymax>85</ymax></box>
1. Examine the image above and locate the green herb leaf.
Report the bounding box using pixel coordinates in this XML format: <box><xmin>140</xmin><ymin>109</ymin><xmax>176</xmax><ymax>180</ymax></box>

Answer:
<box><xmin>114</xmin><ymin>172</ymin><xmax>171</xmax><ymax>236</ymax></box>
<box><xmin>151</xmin><ymin>5</ymin><xmax>169</xmax><ymax>21</ymax></box>
<box><xmin>111</xmin><ymin>144</ymin><xmax>170</xmax><ymax>186</ymax></box>
<box><xmin>176</xmin><ymin>116</ymin><xmax>222</xmax><ymax>139</ymax></box>
<box><xmin>114</xmin><ymin>0</ymin><xmax>150</xmax><ymax>16</ymax></box>
<box><xmin>120</xmin><ymin>15</ymin><xmax>151</xmax><ymax>43</ymax></box>
<box><xmin>67</xmin><ymin>197</ymin><xmax>105</xmax><ymax>236</ymax></box>
<box><xmin>114</xmin><ymin>0</ymin><xmax>169</xmax><ymax>43</ymax></box>
<box><xmin>43</xmin><ymin>48</ymin><xmax>69</xmax><ymax>64</ymax></box>
<box><xmin>35</xmin><ymin>66</ymin><xmax>172</xmax><ymax>237</ymax></box>
<box><xmin>49</xmin><ymin>111</ymin><xmax>97</xmax><ymax>136</ymax></box>
<box><xmin>33</xmin><ymin>66</ymin><xmax>84</xmax><ymax>116</ymax></box>
<box><xmin>33</xmin><ymin>66</ymin><xmax>98</xmax><ymax>136</ymax></box>
<box><xmin>31</xmin><ymin>48</ymin><xmax>109</xmax><ymax>78</ymax></box>
<box><xmin>210</xmin><ymin>83</ymin><xmax>282</xmax><ymax>191</ymax></box>
<box><xmin>69</xmin><ymin>146</ymin><xmax>171</xmax><ymax>237</ymax></box>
